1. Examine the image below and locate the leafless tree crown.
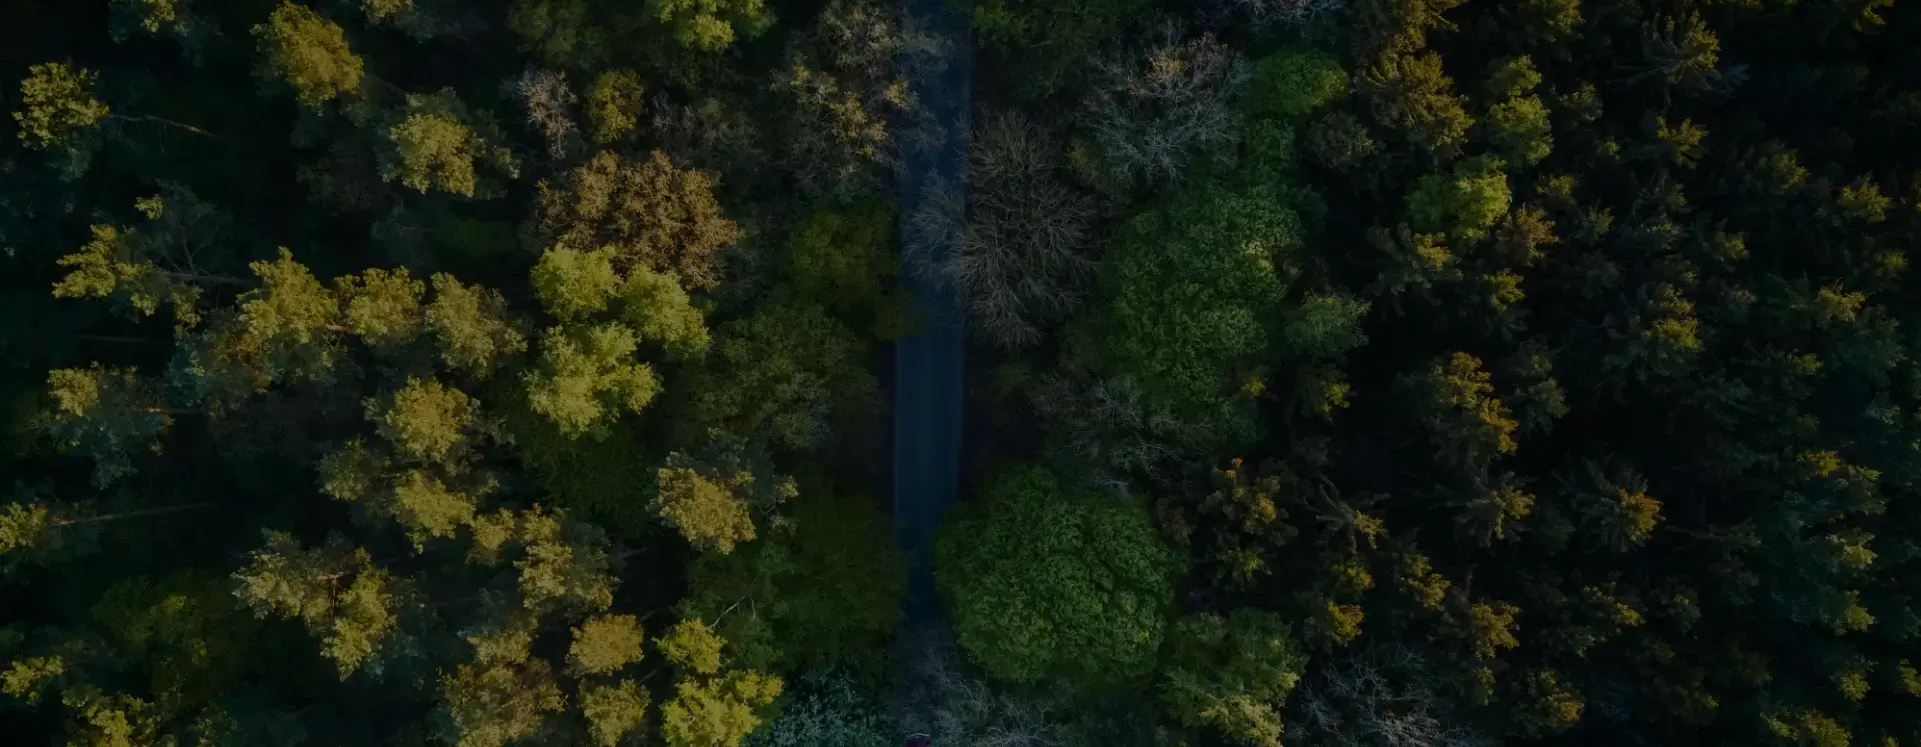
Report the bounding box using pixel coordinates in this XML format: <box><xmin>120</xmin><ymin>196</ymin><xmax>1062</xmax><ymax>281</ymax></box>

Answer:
<box><xmin>887</xmin><ymin>628</ymin><xmax>1069</xmax><ymax>747</ymax></box>
<box><xmin>1290</xmin><ymin>644</ymin><xmax>1490</xmax><ymax>747</ymax></box>
<box><xmin>906</xmin><ymin>112</ymin><xmax>1098</xmax><ymax>349</ymax></box>
<box><xmin>506</xmin><ymin>66</ymin><xmax>579</xmax><ymax>160</ymax></box>
<box><xmin>1084</xmin><ymin>26</ymin><xmax>1248</xmax><ymax>188</ymax></box>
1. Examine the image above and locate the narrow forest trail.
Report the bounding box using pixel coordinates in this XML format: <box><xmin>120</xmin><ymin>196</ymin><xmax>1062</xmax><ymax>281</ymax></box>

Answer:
<box><xmin>892</xmin><ymin>0</ymin><xmax>970</xmax><ymax>626</ymax></box>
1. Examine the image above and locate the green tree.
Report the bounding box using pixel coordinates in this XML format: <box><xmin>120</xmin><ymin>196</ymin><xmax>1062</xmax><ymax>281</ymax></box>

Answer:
<box><xmin>40</xmin><ymin>366</ymin><xmax>175</xmax><ymax>487</ymax></box>
<box><xmin>523</xmin><ymin>323</ymin><xmax>660</xmax><ymax>438</ymax></box>
<box><xmin>684</xmin><ymin>299</ymin><xmax>876</xmax><ymax>451</ymax></box>
<box><xmin>252</xmin><ymin>2</ymin><xmax>365</xmax><ymax>107</ymax></box>
<box><xmin>1244</xmin><ymin>49</ymin><xmax>1349</xmax><ymax>122</ymax></box>
<box><xmin>681</xmin><ymin>492</ymin><xmax>906</xmax><ymax>673</ymax></box>
<box><xmin>586</xmin><ymin>70</ymin><xmax>644</xmax><ymax>144</ymax></box>
<box><xmin>1159</xmin><ymin>611</ymin><xmax>1310</xmax><ymax>746</ymax></box>
<box><xmin>934</xmin><ymin>466</ymin><xmax>1181</xmax><ymax>684</ymax></box>
<box><xmin>380</xmin><ymin>90</ymin><xmax>521</xmax><ymax>198</ymax></box>
<box><xmin>1359</xmin><ymin>51</ymin><xmax>1473</xmax><ymax>154</ymax></box>
<box><xmin>647</xmin><ymin>0</ymin><xmax>772</xmax><ymax>51</ymax></box>
<box><xmin>971</xmin><ymin>0</ymin><xmax>1149</xmax><ymax>93</ymax></box>
<box><xmin>13</xmin><ymin>63</ymin><xmax>109</xmax><ymax>152</ymax></box>
<box><xmin>789</xmin><ymin>202</ymin><xmax>909</xmax><ymax>338</ymax></box>
<box><xmin>232</xmin><ymin>531</ymin><xmax>404</xmax><ymax>678</ymax></box>
<box><xmin>1069</xmin><ymin>181</ymin><xmax>1299</xmax><ymax>455</ymax></box>
<box><xmin>580</xmin><ymin>679</ymin><xmax>650</xmax><ymax>747</ymax></box>
<box><xmin>1407</xmin><ymin>156</ymin><xmax>1512</xmax><ymax>244</ymax></box>
<box><xmin>436</xmin><ymin>658</ymin><xmax>565</xmax><ymax>747</ymax></box>
<box><xmin>655</xmin><ymin>619</ymin><xmax>783</xmax><ymax>747</ymax></box>
<box><xmin>425</xmin><ymin>274</ymin><xmax>528</xmax><ymax>377</ymax></box>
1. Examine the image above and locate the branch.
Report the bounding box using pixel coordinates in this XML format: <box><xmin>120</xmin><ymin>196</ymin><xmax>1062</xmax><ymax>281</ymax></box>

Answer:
<box><xmin>109</xmin><ymin>114</ymin><xmax>223</xmax><ymax>141</ymax></box>
<box><xmin>51</xmin><ymin>500</ymin><xmax>214</xmax><ymax>527</ymax></box>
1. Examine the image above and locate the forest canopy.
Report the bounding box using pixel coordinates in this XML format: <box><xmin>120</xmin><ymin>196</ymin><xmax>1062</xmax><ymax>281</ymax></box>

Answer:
<box><xmin>7</xmin><ymin>0</ymin><xmax>1921</xmax><ymax>746</ymax></box>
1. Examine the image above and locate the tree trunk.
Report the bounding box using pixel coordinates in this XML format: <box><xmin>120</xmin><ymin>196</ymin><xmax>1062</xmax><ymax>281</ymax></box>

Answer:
<box><xmin>52</xmin><ymin>501</ymin><xmax>215</xmax><ymax>527</ymax></box>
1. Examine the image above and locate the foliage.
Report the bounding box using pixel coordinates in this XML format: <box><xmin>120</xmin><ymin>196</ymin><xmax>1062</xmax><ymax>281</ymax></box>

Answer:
<box><xmin>252</xmin><ymin>2</ymin><xmax>364</xmax><ymax>107</ymax></box>
<box><xmin>934</xmin><ymin>466</ymin><xmax>1181</xmax><ymax>685</ymax></box>
<box><xmin>532</xmin><ymin>150</ymin><xmax>741</xmax><ymax>291</ymax></box>
<box><xmin>683</xmin><ymin>298</ymin><xmax>876</xmax><ymax>452</ymax></box>
<box><xmin>14</xmin><ymin>1</ymin><xmax>1921</xmax><ymax>746</ymax></box>
<box><xmin>1244</xmin><ymin>48</ymin><xmax>1348</xmax><ymax>122</ymax></box>
<box><xmin>972</xmin><ymin>0</ymin><xmax>1150</xmax><ymax>93</ymax></box>
<box><xmin>682</xmin><ymin>492</ymin><xmax>905</xmax><ymax>673</ymax></box>
<box><xmin>647</xmin><ymin>0</ymin><xmax>773</xmax><ymax>52</ymax></box>
<box><xmin>1068</xmin><ymin>180</ymin><xmax>1299</xmax><ymax>455</ymax></box>
<box><xmin>379</xmin><ymin>90</ymin><xmax>521</xmax><ymax>198</ymax></box>
<box><xmin>1159</xmin><ymin>611</ymin><xmax>1309</xmax><ymax>745</ymax></box>
<box><xmin>14</xmin><ymin>63</ymin><xmax>108</xmax><ymax>151</ymax></box>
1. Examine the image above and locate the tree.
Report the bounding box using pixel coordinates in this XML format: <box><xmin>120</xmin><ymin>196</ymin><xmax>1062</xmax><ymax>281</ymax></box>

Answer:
<box><xmin>934</xmin><ymin>466</ymin><xmax>1181</xmax><ymax>684</ymax></box>
<box><xmin>1477</xmin><ymin>57</ymin><xmax>1551</xmax><ymax>167</ymax></box>
<box><xmin>683</xmin><ymin>299</ymin><xmax>876</xmax><ymax>451</ymax></box>
<box><xmin>40</xmin><ymin>365</ymin><xmax>175</xmax><ymax>487</ymax></box>
<box><xmin>567</xmin><ymin>614</ymin><xmax>646</xmax><ymax>676</ymax></box>
<box><xmin>2</xmin><ymin>493</ymin><xmax>211</xmax><ymax>572</ymax></box>
<box><xmin>1402</xmin><ymin>352</ymin><xmax>1518</xmax><ymax>469</ymax></box>
<box><xmin>1068</xmin><ymin>180</ymin><xmax>1299</xmax><ymax>455</ymax></box>
<box><xmin>655</xmin><ymin>619</ymin><xmax>783</xmax><ymax>747</ymax></box>
<box><xmin>109</xmin><ymin>0</ymin><xmax>215</xmax><ymax>61</ymax></box>
<box><xmin>252</xmin><ymin>2</ymin><xmax>365</xmax><ymax>107</ymax></box>
<box><xmin>585</xmin><ymin>69</ymin><xmax>644</xmax><ymax>145</ymax></box>
<box><xmin>436</xmin><ymin>658</ymin><xmax>565</xmax><ymax>747</ymax></box>
<box><xmin>1292</xmin><ymin>645</ymin><xmax>1485</xmax><ymax>747</ymax></box>
<box><xmin>647</xmin><ymin>0</ymin><xmax>772</xmax><ymax>51</ymax></box>
<box><xmin>508</xmin><ymin>67</ymin><xmax>581</xmax><ymax>159</ymax></box>
<box><xmin>769</xmin><ymin>0</ymin><xmax>942</xmax><ymax>198</ymax></box>
<box><xmin>232</xmin><ymin>531</ymin><xmax>405</xmax><ymax>678</ymax></box>
<box><xmin>523</xmin><ymin>323</ymin><xmax>660</xmax><ymax>438</ymax></box>
<box><xmin>908</xmin><ymin>113</ymin><xmax>1096</xmax><ymax>348</ymax></box>
<box><xmin>654</xmin><ymin>462</ymin><xmax>758</xmax><ymax>554</ymax></box>
<box><xmin>13</xmin><ymin>63</ymin><xmax>109</xmax><ymax>152</ymax></box>
<box><xmin>532</xmin><ymin>150</ymin><xmax>741</xmax><ymax>290</ymax></box>
<box><xmin>1084</xmin><ymin>29</ymin><xmax>1247</xmax><ymax>188</ymax></box>
<box><xmin>1158</xmin><ymin>611</ymin><xmax>1310</xmax><ymax>746</ymax></box>
<box><xmin>680</xmin><ymin>492</ymin><xmax>905</xmax><ymax>673</ymax></box>
<box><xmin>531</xmin><ymin>246</ymin><xmax>710</xmax><ymax>357</ymax></box>
<box><xmin>54</xmin><ymin>184</ymin><xmax>237</xmax><ymax>331</ymax></box>
<box><xmin>532</xmin><ymin>246</ymin><xmax>622</xmax><ymax>322</ymax></box>
<box><xmin>579</xmin><ymin>679</ymin><xmax>651</xmax><ymax>747</ymax></box>
<box><xmin>380</xmin><ymin>90</ymin><xmax>521</xmax><ymax>198</ymax></box>
<box><xmin>971</xmin><ymin>0</ymin><xmax>1151</xmax><ymax>94</ymax></box>
<box><xmin>425</xmin><ymin>274</ymin><xmax>527</xmax><ymax>377</ymax></box>
<box><xmin>744</xmin><ymin>670</ymin><xmax>891</xmax><ymax>747</ymax></box>
<box><xmin>1406</xmin><ymin>156</ymin><xmax>1511</xmax><ymax>244</ymax></box>
<box><xmin>1243</xmin><ymin>48</ymin><xmax>1348</xmax><ymax>122</ymax></box>
<box><xmin>336</xmin><ymin>267</ymin><xmax>425</xmax><ymax>350</ymax></box>
<box><xmin>1359</xmin><ymin>51</ymin><xmax>1473</xmax><ymax>154</ymax></box>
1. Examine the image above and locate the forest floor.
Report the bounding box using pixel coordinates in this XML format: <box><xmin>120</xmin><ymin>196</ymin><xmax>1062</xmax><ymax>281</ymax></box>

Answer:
<box><xmin>892</xmin><ymin>0</ymin><xmax>971</xmax><ymax>626</ymax></box>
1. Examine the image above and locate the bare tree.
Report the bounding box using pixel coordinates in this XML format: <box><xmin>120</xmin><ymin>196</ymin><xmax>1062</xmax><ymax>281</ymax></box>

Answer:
<box><xmin>1200</xmin><ymin>0</ymin><xmax>1349</xmax><ymax>32</ymax></box>
<box><xmin>505</xmin><ymin>66</ymin><xmax>579</xmax><ymax>159</ymax></box>
<box><xmin>888</xmin><ymin>628</ymin><xmax>1069</xmax><ymax>747</ymax></box>
<box><xmin>1028</xmin><ymin>373</ymin><xmax>1204</xmax><ymax>492</ymax></box>
<box><xmin>1084</xmin><ymin>25</ymin><xmax>1248</xmax><ymax>188</ymax></box>
<box><xmin>907</xmin><ymin>112</ymin><xmax>1098</xmax><ymax>349</ymax></box>
<box><xmin>1290</xmin><ymin>644</ymin><xmax>1490</xmax><ymax>747</ymax></box>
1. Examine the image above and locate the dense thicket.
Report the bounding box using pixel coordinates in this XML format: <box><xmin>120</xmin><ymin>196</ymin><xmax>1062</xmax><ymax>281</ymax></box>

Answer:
<box><xmin>6</xmin><ymin>0</ymin><xmax>1921</xmax><ymax>746</ymax></box>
